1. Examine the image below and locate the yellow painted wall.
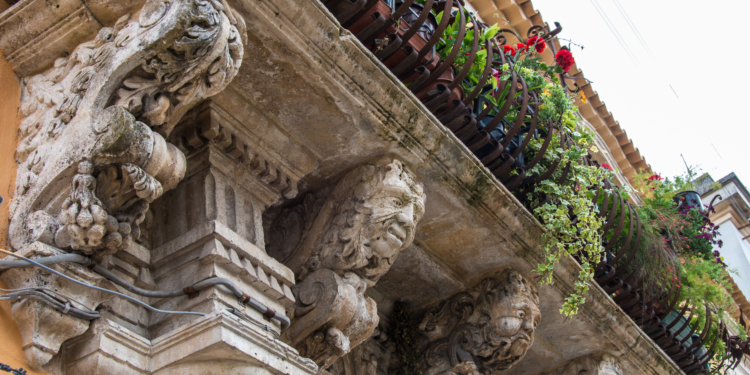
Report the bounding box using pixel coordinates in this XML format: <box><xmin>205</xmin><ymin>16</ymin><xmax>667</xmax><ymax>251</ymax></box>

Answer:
<box><xmin>1</xmin><ymin>49</ymin><xmax>19</xmax><ymax>250</ymax></box>
<box><xmin>0</xmin><ymin>52</ymin><xmax>47</xmax><ymax>374</ymax></box>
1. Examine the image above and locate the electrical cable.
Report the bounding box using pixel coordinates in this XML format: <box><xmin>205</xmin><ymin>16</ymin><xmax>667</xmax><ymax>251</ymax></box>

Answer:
<box><xmin>589</xmin><ymin>0</ymin><xmax>639</xmax><ymax>67</ymax></box>
<box><xmin>91</xmin><ymin>265</ymin><xmax>290</xmax><ymax>330</ymax></box>
<box><xmin>0</xmin><ymin>253</ymin><xmax>89</xmax><ymax>270</ymax></box>
<box><xmin>0</xmin><ymin>248</ymin><xmax>206</xmax><ymax>317</ymax></box>
<box><xmin>0</xmin><ymin>291</ymin><xmax>100</xmax><ymax>320</ymax></box>
<box><xmin>0</xmin><ymin>247</ymin><xmax>291</xmax><ymax>330</ymax></box>
<box><xmin>228</xmin><ymin>308</ymin><xmax>281</xmax><ymax>339</ymax></box>
<box><xmin>611</xmin><ymin>0</ymin><xmax>654</xmax><ymax>60</ymax></box>
<box><xmin>0</xmin><ymin>285</ymin><xmax>95</xmax><ymax>311</ymax></box>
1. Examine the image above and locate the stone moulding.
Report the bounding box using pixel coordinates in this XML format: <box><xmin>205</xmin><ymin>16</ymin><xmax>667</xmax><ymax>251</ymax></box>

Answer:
<box><xmin>62</xmin><ymin>309</ymin><xmax>318</xmax><ymax>374</ymax></box>
<box><xmin>4</xmin><ymin>0</ymin><xmax>249</xmax><ymax>370</ymax></box>
<box><xmin>0</xmin><ymin>242</ymin><xmax>105</xmax><ymax>370</ymax></box>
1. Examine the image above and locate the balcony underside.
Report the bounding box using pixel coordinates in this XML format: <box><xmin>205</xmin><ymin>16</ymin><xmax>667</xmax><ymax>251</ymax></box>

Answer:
<box><xmin>213</xmin><ymin>1</ymin><xmax>684</xmax><ymax>373</ymax></box>
<box><xmin>0</xmin><ymin>0</ymin><xmax>685</xmax><ymax>373</ymax></box>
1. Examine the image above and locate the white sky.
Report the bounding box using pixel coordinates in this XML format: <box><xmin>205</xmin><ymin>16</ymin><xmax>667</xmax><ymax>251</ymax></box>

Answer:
<box><xmin>528</xmin><ymin>0</ymin><xmax>750</xmax><ymax>186</ymax></box>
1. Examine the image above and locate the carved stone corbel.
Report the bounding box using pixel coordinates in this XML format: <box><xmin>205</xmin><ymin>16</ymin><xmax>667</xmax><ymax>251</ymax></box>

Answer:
<box><xmin>10</xmin><ymin>0</ymin><xmax>246</xmax><ymax>252</ymax></box>
<box><xmin>5</xmin><ymin>0</ymin><xmax>247</xmax><ymax>370</ymax></box>
<box><xmin>417</xmin><ymin>268</ymin><xmax>541</xmax><ymax>375</ymax></box>
<box><xmin>268</xmin><ymin>158</ymin><xmax>426</xmax><ymax>369</ymax></box>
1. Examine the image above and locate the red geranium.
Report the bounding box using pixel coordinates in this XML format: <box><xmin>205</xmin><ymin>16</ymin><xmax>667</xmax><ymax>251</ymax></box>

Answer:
<box><xmin>515</xmin><ymin>43</ymin><xmax>527</xmax><ymax>55</ymax></box>
<box><xmin>502</xmin><ymin>45</ymin><xmax>517</xmax><ymax>55</ymax></box>
<box><xmin>648</xmin><ymin>174</ymin><xmax>663</xmax><ymax>181</ymax></box>
<box><xmin>555</xmin><ymin>49</ymin><xmax>575</xmax><ymax>72</ymax></box>
<box><xmin>601</xmin><ymin>163</ymin><xmax>612</xmax><ymax>170</ymax></box>
<box><xmin>526</xmin><ymin>36</ymin><xmax>546</xmax><ymax>53</ymax></box>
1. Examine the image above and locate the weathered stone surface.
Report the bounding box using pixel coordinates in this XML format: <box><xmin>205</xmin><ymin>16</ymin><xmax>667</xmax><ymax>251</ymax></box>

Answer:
<box><xmin>1</xmin><ymin>0</ymin><xmax>695</xmax><ymax>373</ymax></box>
<box><xmin>0</xmin><ymin>242</ymin><xmax>104</xmax><ymax>371</ymax></box>
<box><xmin>271</xmin><ymin>157</ymin><xmax>426</xmax><ymax>369</ymax></box>
<box><xmin>417</xmin><ymin>268</ymin><xmax>541</xmax><ymax>374</ymax></box>
<box><xmin>62</xmin><ymin>310</ymin><xmax>318</xmax><ymax>374</ymax></box>
<box><xmin>543</xmin><ymin>353</ymin><xmax>623</xmax><ymax>375</ymax></box>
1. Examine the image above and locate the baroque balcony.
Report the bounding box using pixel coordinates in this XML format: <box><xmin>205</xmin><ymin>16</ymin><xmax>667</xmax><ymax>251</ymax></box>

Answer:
<box><xmin>0</xmin><ymin>0</ymin><xmax>743</xmax><ymax>374</ymax></box>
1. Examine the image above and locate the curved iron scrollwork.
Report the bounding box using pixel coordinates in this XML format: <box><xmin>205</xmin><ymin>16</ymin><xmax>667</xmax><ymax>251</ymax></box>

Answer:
<box><xmin>326</xmin><ymin>0</ymin><xmax>565</xmax><ymax>195</ymax></box>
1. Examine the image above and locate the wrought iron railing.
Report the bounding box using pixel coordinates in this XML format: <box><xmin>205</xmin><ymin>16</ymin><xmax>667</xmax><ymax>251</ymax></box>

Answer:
<box><xmin>323</xmin><ymin>0</ymin><xmax>745</xmax><ymax>372</ymax></box>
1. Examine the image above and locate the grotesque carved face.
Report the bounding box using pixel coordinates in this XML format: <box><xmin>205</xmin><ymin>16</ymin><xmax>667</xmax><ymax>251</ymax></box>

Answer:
<box><xmin>475</xmin><ymin>269</ymin><xmax>541</xmax><ymax>371</ymax></box>
<box><xmin>356</xmin><ymin>164</ymin><xmax>423</xmax><ymax>280</ymax></box>
<box><xmin>283</xmin><ymin>159</ymin><xmax>426</xmax><ymax>286</ymax></box>
<box><xmin>419</xmin><ymin>268</ymin><xmax>540</xmax><ymax>375</ymax></box>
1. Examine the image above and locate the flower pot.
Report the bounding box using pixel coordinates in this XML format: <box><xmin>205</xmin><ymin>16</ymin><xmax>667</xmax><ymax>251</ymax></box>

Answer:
<box><xmin>347</xmin><ymin>1</ymin><xmax>438</xmax><ymax>72</ymax></box>
<box><xmin>383</xmin><ymin>1</ymin><xmax>438</xmax><ymax>71</ymax></box>
<box><xmin>414</xmin><ymin>65</ymin><xmax>464</xmax><ymax>110</ymax></box>
<box><xmin>346</xmin><ymin>0</ymin><xmax>394</xmax><ymax>36</ymax></box>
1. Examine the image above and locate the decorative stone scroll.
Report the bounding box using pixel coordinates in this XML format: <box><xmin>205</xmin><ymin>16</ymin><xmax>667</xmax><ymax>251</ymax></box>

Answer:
<box><xmin>3</xmin><ymin>0</ymin><xmax>247</xmax><ymax>369</ymax></box>
<box><xmin>11</xmin><ymin>0</ymin><xmax>246</xmax><ymax>249</ymax></box>
<box><xmin>417</xmin><ymin>268</ymin><xmax>541</xmax><ymax>375</ymax></box>
<box><xmin>269</xmin><ymin>158</ymin><xmax>426</xmax><ymax>369</ymax></box>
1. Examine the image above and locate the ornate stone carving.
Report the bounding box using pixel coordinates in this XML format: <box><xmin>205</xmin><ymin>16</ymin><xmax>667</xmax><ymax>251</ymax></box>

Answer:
<box><xmin>5</xmin><ymin>0</ymin><xmax>246</xmax><ymax>369</ymax></box>
<box><xmin>271</xmin><ymin>158</ymin><xmax>425</xmax><ymax>369</ymax></box>
<box><xmin>51</xmin><ymin>106</ymin><xmax>186</xmax><ymax>256</ymax></box>
<box><xmin>12</xmin><ymin>0</ymin><xmax>245</xmax><ymax>227</ymax></box>
<box><xmin>545</xmin><ymin>354</ymin><xmax>623</xmax><ymax>375</ymax></box>
<box><xmin>417</xmin><ymin>268</ymin><xmax>541</xmax><ymax>375</ymax></box>
<box><xmin>114</xmin><ymin>0</ymin><xmax>246</xmax><ymax>133</ymax></box>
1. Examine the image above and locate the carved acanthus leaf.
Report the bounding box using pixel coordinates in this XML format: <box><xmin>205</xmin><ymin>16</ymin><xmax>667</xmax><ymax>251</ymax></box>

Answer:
<box><xmin>115</xmin><ymin>0</ymin><xmax>246</xmax><ymax>133</ymax></box>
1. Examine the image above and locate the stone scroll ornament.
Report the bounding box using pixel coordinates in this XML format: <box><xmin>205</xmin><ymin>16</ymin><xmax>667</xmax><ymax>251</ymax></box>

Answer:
<box><xmin>268</xmin><ymin>158</ymin><xmax>426</xmax><ymax>369</ymax></box>
<box><xmin>11</xmin><ymin>0</ymin><xmax>245</xmax><ymax>254</ymax></box>
<box><xmin>417</xmin><ymin>268</ymin><xmax>541</xmax><ymax>375</ymax></box>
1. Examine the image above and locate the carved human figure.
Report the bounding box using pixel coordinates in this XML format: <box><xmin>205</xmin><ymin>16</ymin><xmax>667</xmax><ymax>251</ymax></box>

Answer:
<box><xmin>418</xmin><ymin>268</ymin><xmax>541</xmax><ymax>375</ymax></box>
<box><xmin>270</xmin><ymin>158</ymin><xmax>425</xmax><ymax>369</ymax></box>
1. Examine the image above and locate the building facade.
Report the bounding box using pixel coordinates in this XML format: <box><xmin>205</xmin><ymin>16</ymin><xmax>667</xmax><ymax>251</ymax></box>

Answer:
<box><xmin>0</xmin><ymin>0</ymin><xmax>737</xmax><ymax>374</ymax></box>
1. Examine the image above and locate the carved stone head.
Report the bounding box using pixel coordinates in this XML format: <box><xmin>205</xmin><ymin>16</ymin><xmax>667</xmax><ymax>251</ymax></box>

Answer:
<box><xmin>268</xmin><ymin>158</ymin><xmax>425</xmax><ymax>286</ymax></box>
<box><xmin>419</xmin><ymin>268</ymin><xmax>541</xmax><ymax>374</ymax></box>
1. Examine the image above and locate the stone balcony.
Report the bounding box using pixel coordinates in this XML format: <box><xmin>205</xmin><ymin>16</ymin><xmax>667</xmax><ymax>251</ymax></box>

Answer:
<box><xmin>0</xmin><ymin>0</ymin><xmax>686</xmax><ymax>373</ymax></box>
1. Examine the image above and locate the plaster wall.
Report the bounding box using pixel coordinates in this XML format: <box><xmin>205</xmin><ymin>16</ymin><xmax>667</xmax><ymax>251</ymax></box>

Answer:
<box><xmin>717</xmin><ymin>221</ymin><xmax>750</xmax><ymax>299</ymax></box>
<box><xmin>0</xmin><ymin>48</ymin><xmax>43</xmax><ymax>375</ymax></box>
<box><xmin>0</xmin><ymin>51</ymin><xmax>19</xmax><ymax>250</ymax></box>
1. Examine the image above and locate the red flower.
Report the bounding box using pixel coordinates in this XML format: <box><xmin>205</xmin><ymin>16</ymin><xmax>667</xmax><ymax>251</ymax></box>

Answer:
<box><xmin>555</xmin><ymin>49</ymin><xmax>575</xmax><ymax>72</ymax></box>
<box><xmin>601</xmin><ymin>163</ymin><xmax>612</xmax><ymax>170</ymax></box>
<box><xmin>648</xmin><ymin>174</ymin><xmax>663</xmax><ymax>181</ymax></box>
<box><xmin>515</xmin><ymin>43</ymin><xmax>527</xmax><ymax>55</ymax></box>
<box><xmin>526</xmin><ymin>36</ymin><xmax>546</xmax><ymax>53</ymax></box>
<box><xmin>502</xmin><ymin>45</ymin><xmax>517</xmax><ymax>55</ymax></box>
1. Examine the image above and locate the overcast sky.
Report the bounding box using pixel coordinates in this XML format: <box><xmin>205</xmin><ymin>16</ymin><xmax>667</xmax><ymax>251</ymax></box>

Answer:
<box><xmin>527</xmin><ymin>0</ymin><xmax>750</xmax><ymax>187</ymax></box>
